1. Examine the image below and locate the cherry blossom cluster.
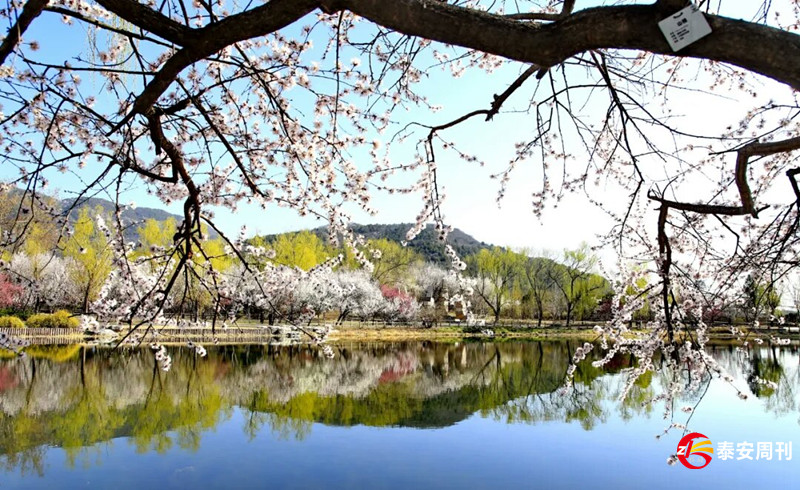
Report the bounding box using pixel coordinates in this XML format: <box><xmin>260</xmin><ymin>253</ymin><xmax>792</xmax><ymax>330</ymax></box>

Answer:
<box><xmin>186</xmin><ymin>341</ymin><xmax>207</xmax><ymax>357</ymax></box>
<box><xmin>148</xmin><ymin>342</ymin><xmax>171</xmax><ymax>371</ymax></box>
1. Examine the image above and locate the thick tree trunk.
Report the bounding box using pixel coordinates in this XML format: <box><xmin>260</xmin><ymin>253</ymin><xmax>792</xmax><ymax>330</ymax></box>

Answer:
<box><xmin>536</xmin><ymin>301</ymin><xmax>544</xmax><ymax>328</ymax></box>
<box><xmin>82</xmin><ymin>287</ymin><xmax>91</xmax><ymax>314</ymax></box>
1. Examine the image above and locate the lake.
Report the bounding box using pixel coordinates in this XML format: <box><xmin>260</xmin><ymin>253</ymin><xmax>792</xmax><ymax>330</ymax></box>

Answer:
<box><xmin>0</xmin><ymin>340</ymin><xmax>797</xmax><ymax>488</ymax></box>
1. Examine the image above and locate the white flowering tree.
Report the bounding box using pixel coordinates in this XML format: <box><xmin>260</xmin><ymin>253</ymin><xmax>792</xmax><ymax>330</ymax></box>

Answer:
<box><xmin>8</xmin><ymin>253</ymin><xmax>79</xmax><ymax>310</ymax></box>
<box><xmin>1</xmin><ymin>0</ymin><xmax>800</xmax><ymax>425</ymax></box>
<box><xmin>410</xmin><ymin>262</ymin><xmax>473</xmax><ymax>326</ymax></box>
<box><xmin>330</xmin><ymin>269</ymin><xmax>386</xmax><ymax>323</ymax></box>
<box><xmin>220</xmin><ymin>261</ymin><xmax>307</xmax><ymax>325</ymax></box>
<box><xmin>222</xmin><ymin>261</ymin><xmax>411</xmax><ymax>324</ymax></box>
<box><xmin>411</xmin><ymin>263</ymin><xmax>470</xmax><ymax>303</ymax></box>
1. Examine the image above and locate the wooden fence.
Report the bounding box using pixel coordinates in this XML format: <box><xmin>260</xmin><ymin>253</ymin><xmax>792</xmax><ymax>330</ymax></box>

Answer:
<box><xmin>0</xmin><ymin>325</ymin><xmax>315</xmax><ymax>346</ymax></box>
<box><xmin>119</xmin><ymin>326</ymin><xmax>303</xmax><ymax>344</ymax></box>
<box><xmin>0</xmin><ymin>327</ymin><xmax>84</xmax><ymax>345</ymax></box>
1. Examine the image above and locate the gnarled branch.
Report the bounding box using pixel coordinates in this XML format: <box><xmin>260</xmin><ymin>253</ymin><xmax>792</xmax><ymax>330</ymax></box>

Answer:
<box><xmin>0</xmin><ymin>0</ymin><xmax>49</xmax><ymax>66</ymax></box>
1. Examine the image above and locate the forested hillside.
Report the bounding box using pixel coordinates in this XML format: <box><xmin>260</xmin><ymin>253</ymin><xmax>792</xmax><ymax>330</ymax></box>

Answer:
<box><xmin>60</xmin><ymin>197</ymin><xmax>221</xmax><ymax>241</ymax></box>
<box><xmin>260</xmin><ymin>223</ymin><xmax>492</xmax><ymax>265</ymax></box>
<box><xmin>1</xmin><ymin>190</ymin><xmax>190</xmax><ymax>243</ymax></box>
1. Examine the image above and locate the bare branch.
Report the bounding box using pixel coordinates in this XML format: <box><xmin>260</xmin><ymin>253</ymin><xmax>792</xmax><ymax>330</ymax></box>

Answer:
<box><xmin>331</xmin><ymin>0</ymin><xmax>800</xmax><ymax>90</ymax></box>
<box><xmin>504</xmin><ymin>0</ymin><xmax>575</xmax><ymax>22</ymax></box>
<box><xmin>0</xmin><ymin>0</ymin><xmax>49</xmax><ymax>66</ymax></box>
<box><xmin>94</xmin><ymin>0</ymin><xmax>195</xmax><ymax>46</ymax></box>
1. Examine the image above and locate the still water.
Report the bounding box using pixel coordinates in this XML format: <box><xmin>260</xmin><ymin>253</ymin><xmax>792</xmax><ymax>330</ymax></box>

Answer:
<box><xmin>0</xmin><ymin>340</ymin><xmax>797</xmax><ymax>488</ymax></box>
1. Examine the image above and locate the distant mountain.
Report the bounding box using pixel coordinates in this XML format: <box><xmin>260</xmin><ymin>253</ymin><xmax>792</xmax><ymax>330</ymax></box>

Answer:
<box><xmin>0</xmin><ymin>188</ymin><xmax>191</xmax><ymax>243</ymax></box>
<box><xmin>62</xmin><ymin>196</ymin><xmax>180</xmax><ymax>222</ymax></box>
<box><xmin>59</xmin><ymin>196</ymin><xmax>186</xmax><ymax>242</ymax></box>
<box><xmin>261</xmin><ymin>223</ymin><xmax>494</xmax><ymax>264</ymax></box>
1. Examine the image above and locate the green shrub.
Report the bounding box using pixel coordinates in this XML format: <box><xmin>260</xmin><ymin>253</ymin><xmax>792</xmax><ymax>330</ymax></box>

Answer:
<box><xmin>26</xmin><ymin>310</ymin><xmax>80</xmax><ymax>329</ymax></box>
<box><xmin>0</xmin><ymin>308</ymin><xmax>31</xmax><ymax>320</ymax></box>
<box><xmin>0</xmin><ymin>315</ymin><xmax>25</xmax><ymax>328</ymax></box>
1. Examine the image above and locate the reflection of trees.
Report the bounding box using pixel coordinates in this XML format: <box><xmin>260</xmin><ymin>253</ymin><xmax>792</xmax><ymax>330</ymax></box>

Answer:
<box><xmin>0</xmin><ymin>348</ymin><xmax>229</xmax><ymax>469</ymax></box>
<box><xmin>127</xmin><ymin>354</ymin><xmax>228</xmax><ymax>455</ymax></box>
<box><xmin>1</xmin><ymin>341</ymin><xmax>798</xmax><ymax>472</ymax></box>
<box><xmin>617</xmin><ymin>371</ymin><xmax>655</xmax><ymax>421</ymax></box>
<box><xmin>705</xmin><ymin>344</ymin><xmax>800</xmax><ymax>417</ymax></box>
<box><xmin>747</xmin><ymin>349</ymin><xmax>784</xmax><ymax>397</ymax></box>
<box><xmin>745</xmin><ymin>347</ymin><xmax>798</xmax><ymax>417</ymax></box>
<box><xmin>0</xmin><ymin>412</ymin><xmax>46</xmax><ymax>477</ymax></box>
<box><xmin>54</xmin><ymin>348</ymin><xmax>125</xmax><ymax>467</ymax></box>
<box><xmin>492</xmin><ymin>346</ymin><xmax>653</xmax><ymax>430</ymax></box>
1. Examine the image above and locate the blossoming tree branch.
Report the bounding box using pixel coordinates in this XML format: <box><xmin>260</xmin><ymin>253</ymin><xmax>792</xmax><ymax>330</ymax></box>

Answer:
<box><xmin>1</xmin><ymin>0</ymin><xmax>799</xmax><ymax>419</ymax></box>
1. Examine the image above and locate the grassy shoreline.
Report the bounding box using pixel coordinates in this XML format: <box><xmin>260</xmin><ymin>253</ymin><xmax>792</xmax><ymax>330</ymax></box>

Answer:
<box><xmin>327</xmin><ymin>326</ymin><xmax>603</xmax><ymax>342</ymax></box>
<box><xmin>2</xmin><ymin>323</ymin><xmax>798</xmax><ymax>346</ymax></box>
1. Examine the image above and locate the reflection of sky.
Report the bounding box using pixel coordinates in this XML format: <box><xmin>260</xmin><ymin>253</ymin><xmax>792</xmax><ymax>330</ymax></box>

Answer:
<box><xmin>2</xmin><ymin>345</ymin><xmax>798</xmax><ymax>489</ymax></box>
<box><xmin>2</xmin><ymin>403</ymin><xmax>796</xmax><ymax>490</ymax></box>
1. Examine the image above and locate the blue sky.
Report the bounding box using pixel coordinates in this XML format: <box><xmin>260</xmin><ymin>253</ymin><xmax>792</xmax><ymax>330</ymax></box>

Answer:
<box><xmin>0</xmin><ymin>6</ymin><xmax>615</xmax><ymax>254</ymax></box>
<box><xmin>1</xmin><ymin>1</ymin><xmax>791</xmax><ymax>261</ymax></box>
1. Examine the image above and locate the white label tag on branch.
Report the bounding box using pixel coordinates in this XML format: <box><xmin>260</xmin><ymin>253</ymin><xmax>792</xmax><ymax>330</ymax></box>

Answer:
<box><xmin>658</xmin><ymin>4</ymin><xmax>712</xmax><ymax>51</ymax></box>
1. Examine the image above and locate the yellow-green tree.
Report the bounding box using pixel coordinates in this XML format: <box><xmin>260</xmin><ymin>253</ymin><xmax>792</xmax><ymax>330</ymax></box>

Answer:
<box><xmin>135</xmin><ymin>217</ymin><xmax>177</xmax><ymax>255</ymax></box>
<box><xmin>21</xmin><ymin>221</ymin><xmax>59</xmax><ymax>257</ymax></box>
<box><xmin>63</xmin><ymin>207</ymin><xmax>113</xmax><ymax>313</ymax></box>
<box><xmin>467</xmin><ymin>247</ymin><xmax>525</xmax><ymax>324</ymax></box>
<box><xmin>743</xmin><ymin>274</ymin><xmax>782</xmax><ymax>325</ymax></box>
<box><xmin>270</xmin><ymin>231</ymin><xmax>331</xmax><ymax>270</ymax></box>
<box><xmin>198</xmin><ymin>237</ymin><xmax>235</xmax><ymax>272</ymax></box>
<box><xmin>0</xmin><ymin>190</ymin><xmax>60</xmax><ymax>256</ymax></box>
<box><xmin>133</xmin><ymin>217</ymin><xmax>177</xmax><ymax>275</ymax></box>
<box><xmin>549</xmin><ymin>244</ymin><xmax>608</xmax><ymax>327</ymax></box>
<box><xmin>171</xmin><ymin>236</ymin><xmax>235</xmax><ymax>321</ymax></box>
<box><xmin>17</xmin><ymin>223</ymin><xmax>58</xmax><ymax>297</ymax></box>
<box><xmin>368</xmin><ymin>238</ymin><xmax>422</xmax><ymax>287</ymax></box>
<box><xmin>622</xmin><ymin>268</ymin><xmax>653</xmax><ymax>323</ymax></box>
<box><xmin>519</xmin><ymin>249</ymin><xmax>558</xmax><ymax>328</ymax></box>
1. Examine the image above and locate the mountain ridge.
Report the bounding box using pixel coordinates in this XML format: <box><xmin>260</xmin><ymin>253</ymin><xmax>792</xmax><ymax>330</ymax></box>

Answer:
<box><xmin>11</xmin><ymin>191</ymin><xmax>489</xmax><ymax>258</ymax></box>
<box><xmin>257</xmin><ymin>222</ymin><xmax>494</xmax><ymax>264</ymax></box>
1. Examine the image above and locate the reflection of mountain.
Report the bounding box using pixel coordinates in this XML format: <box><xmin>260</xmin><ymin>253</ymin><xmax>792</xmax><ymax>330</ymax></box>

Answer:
<box><xmin>0</xmin><ymin>342</ymin><xmax>797</xmax><ymax>473</ymax></box>
<box><xmin>238</xmin><ymin>342</ymin><xmax>583</xmax><ymax>429</ymax></box>
<box><xmin>0</xmin><ymin>342</ymin><xmax>573</xmax><ymax>465</ymax></box>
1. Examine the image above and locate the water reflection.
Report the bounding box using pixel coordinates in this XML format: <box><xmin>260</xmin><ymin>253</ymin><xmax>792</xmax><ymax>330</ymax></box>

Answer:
<box><xmin>0</xmin><ymin>341</ymin><xmax>798</xmax><ymax>476</ymax></box>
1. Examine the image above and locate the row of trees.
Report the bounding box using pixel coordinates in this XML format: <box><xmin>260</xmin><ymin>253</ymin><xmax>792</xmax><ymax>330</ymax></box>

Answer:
<box><xmin>1</xmin><ymin>207</ymin><xmax>112</xmax><ymax>314</ymax></box>
<box><xmin>0</xmin><ymin>201</ymin><xmax>789</xmax><ymax>327</ymax></box>
<box><xmin>468</xmin><ymin>245</ymin><xmax>609</xmax><ymax>326</ymax></box>
<box><xmin>1</xmin><ymin>0</ymin><xmax>797</xmax><ymax>436</ymax></box>
<box><xmin>2</xmin><ymin>200</ymin><xmax>616</xmax><ymax>326</ymax></box>
<box><xmin>0</xmin><ymin>206</ymin><xmax>432</xmax><ymax>323</ymax></box>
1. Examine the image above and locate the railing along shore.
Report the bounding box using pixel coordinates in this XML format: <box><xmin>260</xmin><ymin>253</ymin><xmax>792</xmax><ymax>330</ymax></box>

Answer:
<box><xmin>0</xmin><ymin>325</ymin><xmax>310</xmax><ymax>345</ymax></box>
